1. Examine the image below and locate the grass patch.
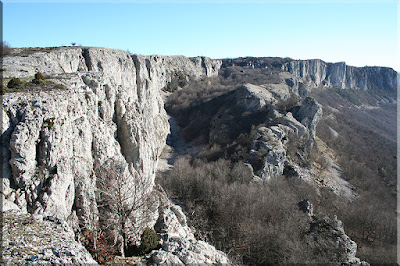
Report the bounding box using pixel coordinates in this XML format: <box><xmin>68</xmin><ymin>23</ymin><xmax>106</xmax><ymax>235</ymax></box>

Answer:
<box><xmin>1</xmin><ymin>73</ymin><xmax>67</xmax><ymax>94</ymax></box>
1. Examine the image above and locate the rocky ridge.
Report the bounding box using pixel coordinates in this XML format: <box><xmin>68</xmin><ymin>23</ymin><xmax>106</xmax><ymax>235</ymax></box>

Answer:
<box><xmin>283</xmin><ymin>59</ymin><xmax>398</xmax><ymax>93</ymax></box>
<box><xmin>221</xmin><ymin>56</ymin><xmax>397</xmax><ymax>95</ymax></box>
<box><xmin>208</xmin><ymin>83</ymin><xmax>323</xmax><ymax>183</ymax></box>
<box><xmin>2</xmin><ymin>47</ymin><xmax>388</xmax><ymax>264</ymax></box>
<box><xmin>1</xmin><ymin>46</ymin><xmax>225</xmax><ymax>263</ymax></box>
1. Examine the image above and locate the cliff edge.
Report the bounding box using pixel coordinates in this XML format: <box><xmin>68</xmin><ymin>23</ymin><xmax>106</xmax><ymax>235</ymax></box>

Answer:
<box><xmin>1</xmin><ymin>46</ymin><xmax>224</xmax><ymax>263</ymax></box>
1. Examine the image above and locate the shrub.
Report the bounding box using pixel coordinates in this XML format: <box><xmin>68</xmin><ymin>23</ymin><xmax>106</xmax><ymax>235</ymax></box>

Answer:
<box><xmin>35</xmin><ymin>72</ymin><xmax>45</xmax><ymax>81</ymax></box>
<box><xmin>7</xmin><ymin>78</ymin><xmax>23</xmax><ymax>89</ymax></box>
<box><xmin>43</xmin><ymin>117</ymin><xmax>55</xmax><ymax>129</ymax></box>
<box><xmin>32</xmin><ymin>72</ymin><xmax>46</xmax><ymax>85</ymax></box>
<box><xmin>163</xmin><ymin>71</ymin><xmax>189</xmax><ymax>92</ymax></box>
<box><xmin>158</xmin><ymin>156</ymin><xmax>316</xmax><ymax>264</ymax></box>
<box><xmin>81</xmin><ymin>229</ymin><xmax>118</xmax><ymax>263</ymax></box>
<box><xmin>140</xmin><ymin>227</ymin><xmax>158</xmax><ymax>254</ymax></box>
<box><xmin>1</xmin><ymin>85</ymin><xmax>18</xmax><ymax>94</ymax></box>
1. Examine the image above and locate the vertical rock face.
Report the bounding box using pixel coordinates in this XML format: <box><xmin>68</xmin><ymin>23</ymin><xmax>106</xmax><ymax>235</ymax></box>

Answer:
<box><xmin>248</xmin><ymin>126</ymin><xmax>287</xmax><ymax>181</ymax></box>
<box><xmin>283</xmin><ymin>59</ymin><xmax>398</xmax><ymax>93</ymax></box>
<box><xmin>1</xmin><ymin>47</ymin><xmax>221</xmax><ymax>234</ymax></box>
<box><xmin>291</xmin><ymin>97</ymin><xmax>323</xmax><ymax>140</ymax></box>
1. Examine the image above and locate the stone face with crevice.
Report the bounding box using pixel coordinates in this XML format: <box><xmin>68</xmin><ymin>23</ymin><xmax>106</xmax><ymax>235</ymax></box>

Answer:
<box><xmin>1</xmin><ymin>47</ymin><xmax>221</xmax><ymax>256</ymax></box>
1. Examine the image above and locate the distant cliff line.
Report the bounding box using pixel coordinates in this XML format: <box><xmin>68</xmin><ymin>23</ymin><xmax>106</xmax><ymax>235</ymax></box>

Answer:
<box><xmin>221</xmin><ymin>56</ymin><xmax>398</xmax><ymax>93</ymax></box>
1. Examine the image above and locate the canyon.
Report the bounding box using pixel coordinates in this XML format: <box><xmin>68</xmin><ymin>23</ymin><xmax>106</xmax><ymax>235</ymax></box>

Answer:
<box><xmin>1</xmin><ymin>47</ymin><xmax>397</xmax><ymax>264</ymax></box>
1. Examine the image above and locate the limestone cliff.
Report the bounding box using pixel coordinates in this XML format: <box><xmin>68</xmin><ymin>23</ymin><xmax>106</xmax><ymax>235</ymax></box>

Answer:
<box><xmin>221</xmin><ymin>57</ymin><xmax>397</xmax><ymax>98</ymax></box>
<box><xmin>283</xmin><ymin>59</ymin><xmax>397</xmax><ymax>93</ymax></box>
<box><xmin>1</xmin><ymin>47</ymin><xmax>222</xmax><ymax>260</ymax></box>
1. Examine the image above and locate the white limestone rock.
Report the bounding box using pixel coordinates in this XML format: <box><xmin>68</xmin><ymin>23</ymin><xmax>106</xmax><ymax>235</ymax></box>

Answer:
<box><xmin>147</xmin><ymin>190</ymin><xmax>231</xmax><ymax>265</ymax></box>
<box><xmin>307</xmin><ymin>215</ymin><xmax>369</xmax><ymax>265</ymax></box>
<box><xmin>248</xmin><ymin>126</ymin><xmax>287</xmax><ymax>181</ymax></box>
<box><xmin>283</xmin><ymin>59</ymin><xmax>397</xmax><ymax>93</ymax></box>
<box><xmin>2</xmin><ymin>210</ymin><xmax>97</xmax><ymax>265</ymax></box>
<box><xmin>291</xmin><ymin>97</ymin><xmax>323</xmax><ymax>140</ymax></box>
<box><xmin>234</xmin><ymin>83</ymin><xmax>277</xmax><ymax>111</ymax></box>
<box><xmin>2</xmin><ymin>47</ymin><xmax>221</xmax><ymax>241</ymax></box>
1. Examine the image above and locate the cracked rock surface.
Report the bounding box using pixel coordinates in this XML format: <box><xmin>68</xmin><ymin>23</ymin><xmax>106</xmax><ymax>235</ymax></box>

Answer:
<box><xmin>2</xmin><ymin>210</ymin><xmax>97</xmax><ymax>265</ymax></box>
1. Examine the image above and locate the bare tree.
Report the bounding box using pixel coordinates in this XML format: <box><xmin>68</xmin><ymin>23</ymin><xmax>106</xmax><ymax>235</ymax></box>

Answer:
<box><xmin>96</xmin><ymin>158</ymin><xmax>149</xmax><ymax>257</ymax></box>
<box><xmin>1</xmin><ymin>41</ymin><xmax>12</xmax><ymax>57</ymax></box>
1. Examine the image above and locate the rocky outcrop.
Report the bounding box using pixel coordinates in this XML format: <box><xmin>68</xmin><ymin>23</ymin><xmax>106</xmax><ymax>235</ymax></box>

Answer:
<box><xmin>291</xmin><ymin>97</ymin><xmax>323</xmax><ymax>140</ymax></box>
<box><xmin>283</xmin><ymin>59</ymin><xmax>397</xmax><ymax>93</ymax></box>
<box><xmin>248</xmin><ymin>126</ymin><xmax>287</xmax><ymax>181</ymax></box>
<box><xmin>1</xmin><ymin>47</ymin><xmax>221</xmax><ymax>250</ymax></box>
<box><xmin>146</xmin><ymin>189</ymin><xmax>230</xmax><ymax>265</ymax></box>
<box><xmin>209</xmin><ymin>83</ymin><xmax>276</xmax><ymax>146</ymax></box>
<box><xmin>306</xmin><ymin>215</ymin><xmax>368</xmax><ymax>265</ymax></box>
<box><xmin>208</xmin><ymin>83</ymin><xmax>322</xmax><ymax>181</ymax></box>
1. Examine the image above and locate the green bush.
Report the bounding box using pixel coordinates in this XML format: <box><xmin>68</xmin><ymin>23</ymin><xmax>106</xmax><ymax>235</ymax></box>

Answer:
<box><xmin>1</xmin><ymin>85</ymin><xmax>18</xmax><ymax>94</ymax></box>
<box><xmin>32</xmin><ymin>72</ymin><xmax>46</xmax><ymax>84</ymax></box>
<box><xmin>163</xmin><ymin>71</ymin><xmax>189</xmax><ymax>92</ymax></box>
<box><xmin>140</xmin><ymin>227</ymin><xmax>158</xmax><ymax>254</ymax></box>
<box><xmin>7</xmin><ymin>78</ymin><xmax>23</xmax><ymax>89</ymax></box>
<box><xmin>35</xmin><ymin>72</ymin><xmax>45</xmax><ymax>81</ymax></box>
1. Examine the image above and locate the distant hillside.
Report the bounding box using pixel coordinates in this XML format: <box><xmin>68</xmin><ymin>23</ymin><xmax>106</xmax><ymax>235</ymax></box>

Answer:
<box><xmin>163</xmin><ymin>55</ymin><xmax>397</xmax><ymax>264</ymax></box>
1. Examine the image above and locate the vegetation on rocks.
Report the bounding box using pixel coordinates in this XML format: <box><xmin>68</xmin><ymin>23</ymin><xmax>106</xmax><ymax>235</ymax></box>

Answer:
<box><xmin>2</xmin><ymin>48</ymin><xmax>396</xmax><ymax>265</ymax></box>
<box><xmin>163</xmin><ymin>71</ymin><xmax>190</xmax><ymax>92</ymax></box>
<box><xmin>2</xmin><ymin>72</ymin><xmax>66</xmax><ymax>94</ymax></box>
<box><xmin>2</xmin><ymin>211</ymin><xmax>97</xmax><ymax>264</ymax></box>
<box><xmin>32</xmin><ymin>71</ymin><xmax>46</xmax><ymax>84</ymax></box>
<box><xmin>7</xmin><ymin>77</ymin><xmax>23</xmax><ymax>89</ymax></box>
<box><xmin>139</xmin><ymin>227</ymin><xmax>159</xmax><ymax>254</ymax></box>
<box><xmin>158</xmin><ymin>155</ymin><xmax>359</xmax><ymax>264</ymax></box>
<box><xmin>160</xmin><ymin>58</ymin><xmax>397</xmax><ymax>264</ymax></box>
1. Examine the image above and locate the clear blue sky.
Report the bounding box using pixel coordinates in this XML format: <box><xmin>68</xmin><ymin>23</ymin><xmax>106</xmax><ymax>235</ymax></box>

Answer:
<box><xmin>3</xmin><ymin>0</ymin><xmax>399</xmax><ymax>71</ymax></box>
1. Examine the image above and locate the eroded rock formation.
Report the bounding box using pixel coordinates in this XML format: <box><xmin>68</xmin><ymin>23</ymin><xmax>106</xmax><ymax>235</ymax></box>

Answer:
<box><xmin>207</xmin><ymin>82</ymin><xmax>322</xmax><ymax>182</ymax></box>
<box><xmin>306</xmin><ymin>215</ymin><xmax>369</xmax><ymax>265</ymax></box>
<box><xmin>1</xmin><ymin>46</ymin><xmax>223</xmax><ymax>262</ymax></box>
<box><xmin>283</xmin><ymin>59</ymin><xmax>398</xmax><ymax>92</ymax></box>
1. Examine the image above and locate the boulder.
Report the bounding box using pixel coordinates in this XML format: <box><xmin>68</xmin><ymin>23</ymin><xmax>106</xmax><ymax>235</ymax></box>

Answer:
<box><xmin>306</xmin><ymin>215</ymin><xmax>369</xmax><ymax>265</ymax></box>
<box><xmin>147</xmin><ymin>190</ymin><xmax>231</xmax><ymax>265</ymax></box>
<box><xmin>248</xmin><ymin>127</ymin><xmax>287</xmax><ymax>181</ymax></box>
